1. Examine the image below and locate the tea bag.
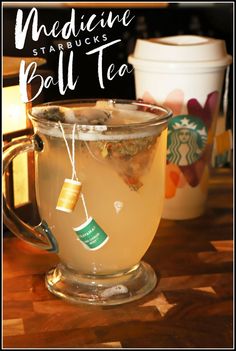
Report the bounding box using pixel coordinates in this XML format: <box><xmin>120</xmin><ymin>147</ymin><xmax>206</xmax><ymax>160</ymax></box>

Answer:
<box><xmin>56</xmin><ymin>120</ymin><xmax>109</xmax><ymax>251</ymax></box>
<box><xmin>87</xmin><ymin>135</ymin><xmax>159</xmax><ymax>191</ymax></box>
<box><xmin>32</xmin><ymin>105</ymin><xmax>75</xmax><ymax>122</ymax></box>
<box><xmin>72</xmin><ymin>107</ymin><xmax>111</xmax><ymax>125</ymax></box>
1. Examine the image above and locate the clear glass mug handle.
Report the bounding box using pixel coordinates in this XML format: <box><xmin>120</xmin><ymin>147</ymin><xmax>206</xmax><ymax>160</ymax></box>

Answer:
<box><xmin>3</xmin><ymin>136</ymin><xmax>58</xmax><ymax>252</ymax></box>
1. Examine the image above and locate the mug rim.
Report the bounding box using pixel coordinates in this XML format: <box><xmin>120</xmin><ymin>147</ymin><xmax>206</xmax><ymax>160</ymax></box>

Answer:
<box><xmin>28</xmin><ymin>98</ymin><xmax>173</xmax><ymax>131</ymax></box>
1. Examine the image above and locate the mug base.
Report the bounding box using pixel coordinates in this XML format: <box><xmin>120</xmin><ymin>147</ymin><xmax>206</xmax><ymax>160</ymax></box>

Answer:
<box><xmin>45</xmin><ymin>261</ymin><xmax>157</xmax><ymax>306</ymax></box>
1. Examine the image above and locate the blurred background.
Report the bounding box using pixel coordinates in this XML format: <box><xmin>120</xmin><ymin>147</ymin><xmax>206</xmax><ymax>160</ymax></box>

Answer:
<box><xmin>2</xmin><ymin>2</ymin><xmax>234</xmax><ymax>225</ymax></box>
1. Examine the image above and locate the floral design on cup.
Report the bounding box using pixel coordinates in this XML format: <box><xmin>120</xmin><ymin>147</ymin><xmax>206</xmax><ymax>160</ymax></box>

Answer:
<box><xmin>142</xmin><ymin>90</ymin><xmax>219</xmax><ymax>198</ymax></box>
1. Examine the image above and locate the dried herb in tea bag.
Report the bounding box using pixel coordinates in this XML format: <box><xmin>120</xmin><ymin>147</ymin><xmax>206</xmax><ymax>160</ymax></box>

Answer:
<box><xmin>88</xmin><ymin>135</ymin><xmax>158</xmax><ymax>191</ymax></box>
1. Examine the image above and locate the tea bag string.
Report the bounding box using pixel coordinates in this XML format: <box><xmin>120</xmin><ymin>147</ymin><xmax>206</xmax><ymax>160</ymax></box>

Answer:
<box><xmin>84</xmin><ymin>141</ymin><xmax>106</xmax><ymax>165</ymax></box>
<box><xmin>71</xmin><ymin>123</ymin><xmax>77</xmax><ymax>180</ymax></box>
<box><xmin>80</xmin><ymin>193</ymin><xmax>89</xmax><ymax>221</ymax></box>
<box><xmin>58</xmin><ymin>121</ymin><xmax>89</xmax><ymax>221</ymax></box>
<box><xmin>58</xmin><ymin>121</ymin><xmax>78</xmax><ymax>181</ymax></box>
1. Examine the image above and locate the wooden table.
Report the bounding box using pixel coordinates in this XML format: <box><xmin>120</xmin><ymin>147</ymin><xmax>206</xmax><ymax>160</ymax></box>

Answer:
<box><xmin>3</xmin><ymin>168</ymin><xmax>233</xmax><ymax>348</ymax></box>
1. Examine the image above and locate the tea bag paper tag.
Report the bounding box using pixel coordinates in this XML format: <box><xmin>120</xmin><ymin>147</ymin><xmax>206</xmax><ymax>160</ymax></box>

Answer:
<box><xmin>56</xmin><ymin>179</ymin><xmax>82</xmax><ymax>213</ymax></box>
<box><xmin>73</xmin><ymin>217</ymin><xmax>109</xmax><ymax>250</ymax></box>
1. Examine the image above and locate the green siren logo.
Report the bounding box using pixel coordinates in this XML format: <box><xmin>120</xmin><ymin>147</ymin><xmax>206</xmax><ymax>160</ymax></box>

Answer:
<box><xmin>167</xmin><ymin>115</ymin><xmax>208</xmax><ymax>166</ymax></box>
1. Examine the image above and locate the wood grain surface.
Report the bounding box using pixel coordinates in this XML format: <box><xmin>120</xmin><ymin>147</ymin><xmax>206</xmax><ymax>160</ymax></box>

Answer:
<box><xmin>3</xmin><ymin>168</ymin><xmax>233</xmax><ymax>348</ymax></box>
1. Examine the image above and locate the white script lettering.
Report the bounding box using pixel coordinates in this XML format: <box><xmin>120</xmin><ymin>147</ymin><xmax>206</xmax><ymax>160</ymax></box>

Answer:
<box><xmin>86</xmin><ymin>40</ymin><xmax>133</xmax><ymax>89</ymax></box>
<box><xmin>19</xmin><ymin>51</ymin><xmax>79</xmax><ymax>102</ymax></box>
<box><xmin>15</xmin><ymin>7</ymin><xmax>135</xmax><ymax>50</ymax></box>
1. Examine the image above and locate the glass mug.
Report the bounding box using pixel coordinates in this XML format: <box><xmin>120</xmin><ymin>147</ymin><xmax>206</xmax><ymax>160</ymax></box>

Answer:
<box><xmin>3</xmin><ymin>99</ymin><xmax>172</xmax><ymax>305</ymax></box>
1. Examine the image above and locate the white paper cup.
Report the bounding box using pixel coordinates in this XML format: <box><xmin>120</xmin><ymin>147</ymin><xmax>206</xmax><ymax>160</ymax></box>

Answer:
<box><xmin>129</xmin><ymin>35</ymin><xmax>232</xmax><ymax>220</ymax></box>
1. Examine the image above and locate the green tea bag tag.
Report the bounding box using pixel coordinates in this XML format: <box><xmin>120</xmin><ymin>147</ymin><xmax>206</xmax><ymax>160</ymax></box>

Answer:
<box><xmin>73</xmin><ymin>217</ymin><xmax>109</xmax><ymax>251</ymax></box>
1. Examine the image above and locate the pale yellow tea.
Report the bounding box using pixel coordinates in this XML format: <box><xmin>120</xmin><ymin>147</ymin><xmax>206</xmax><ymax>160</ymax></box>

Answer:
<box><xmin>33</xmin><ymin>102</ymin><xmax>167</xmax><ymax>275</ymax></box>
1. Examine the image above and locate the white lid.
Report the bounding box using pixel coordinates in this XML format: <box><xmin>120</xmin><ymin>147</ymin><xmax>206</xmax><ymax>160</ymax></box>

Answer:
<box><xmin>128</xmin><ymin>35</ymin><xmax>232</xmax><ymax>72</ymax></box>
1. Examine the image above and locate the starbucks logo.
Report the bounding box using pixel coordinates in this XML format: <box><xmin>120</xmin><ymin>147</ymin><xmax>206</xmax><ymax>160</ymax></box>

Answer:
<box><xmin>167</xmin><ymin>115</ymin><xmax>208</xmax><ymax>166</ymax></box>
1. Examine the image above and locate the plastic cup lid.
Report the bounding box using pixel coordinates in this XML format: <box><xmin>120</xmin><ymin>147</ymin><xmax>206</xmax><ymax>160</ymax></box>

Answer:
<box><xmin>128</xmin><ymin>35</ymin><xmax>232</xmax><ymax>71</ymax></box>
